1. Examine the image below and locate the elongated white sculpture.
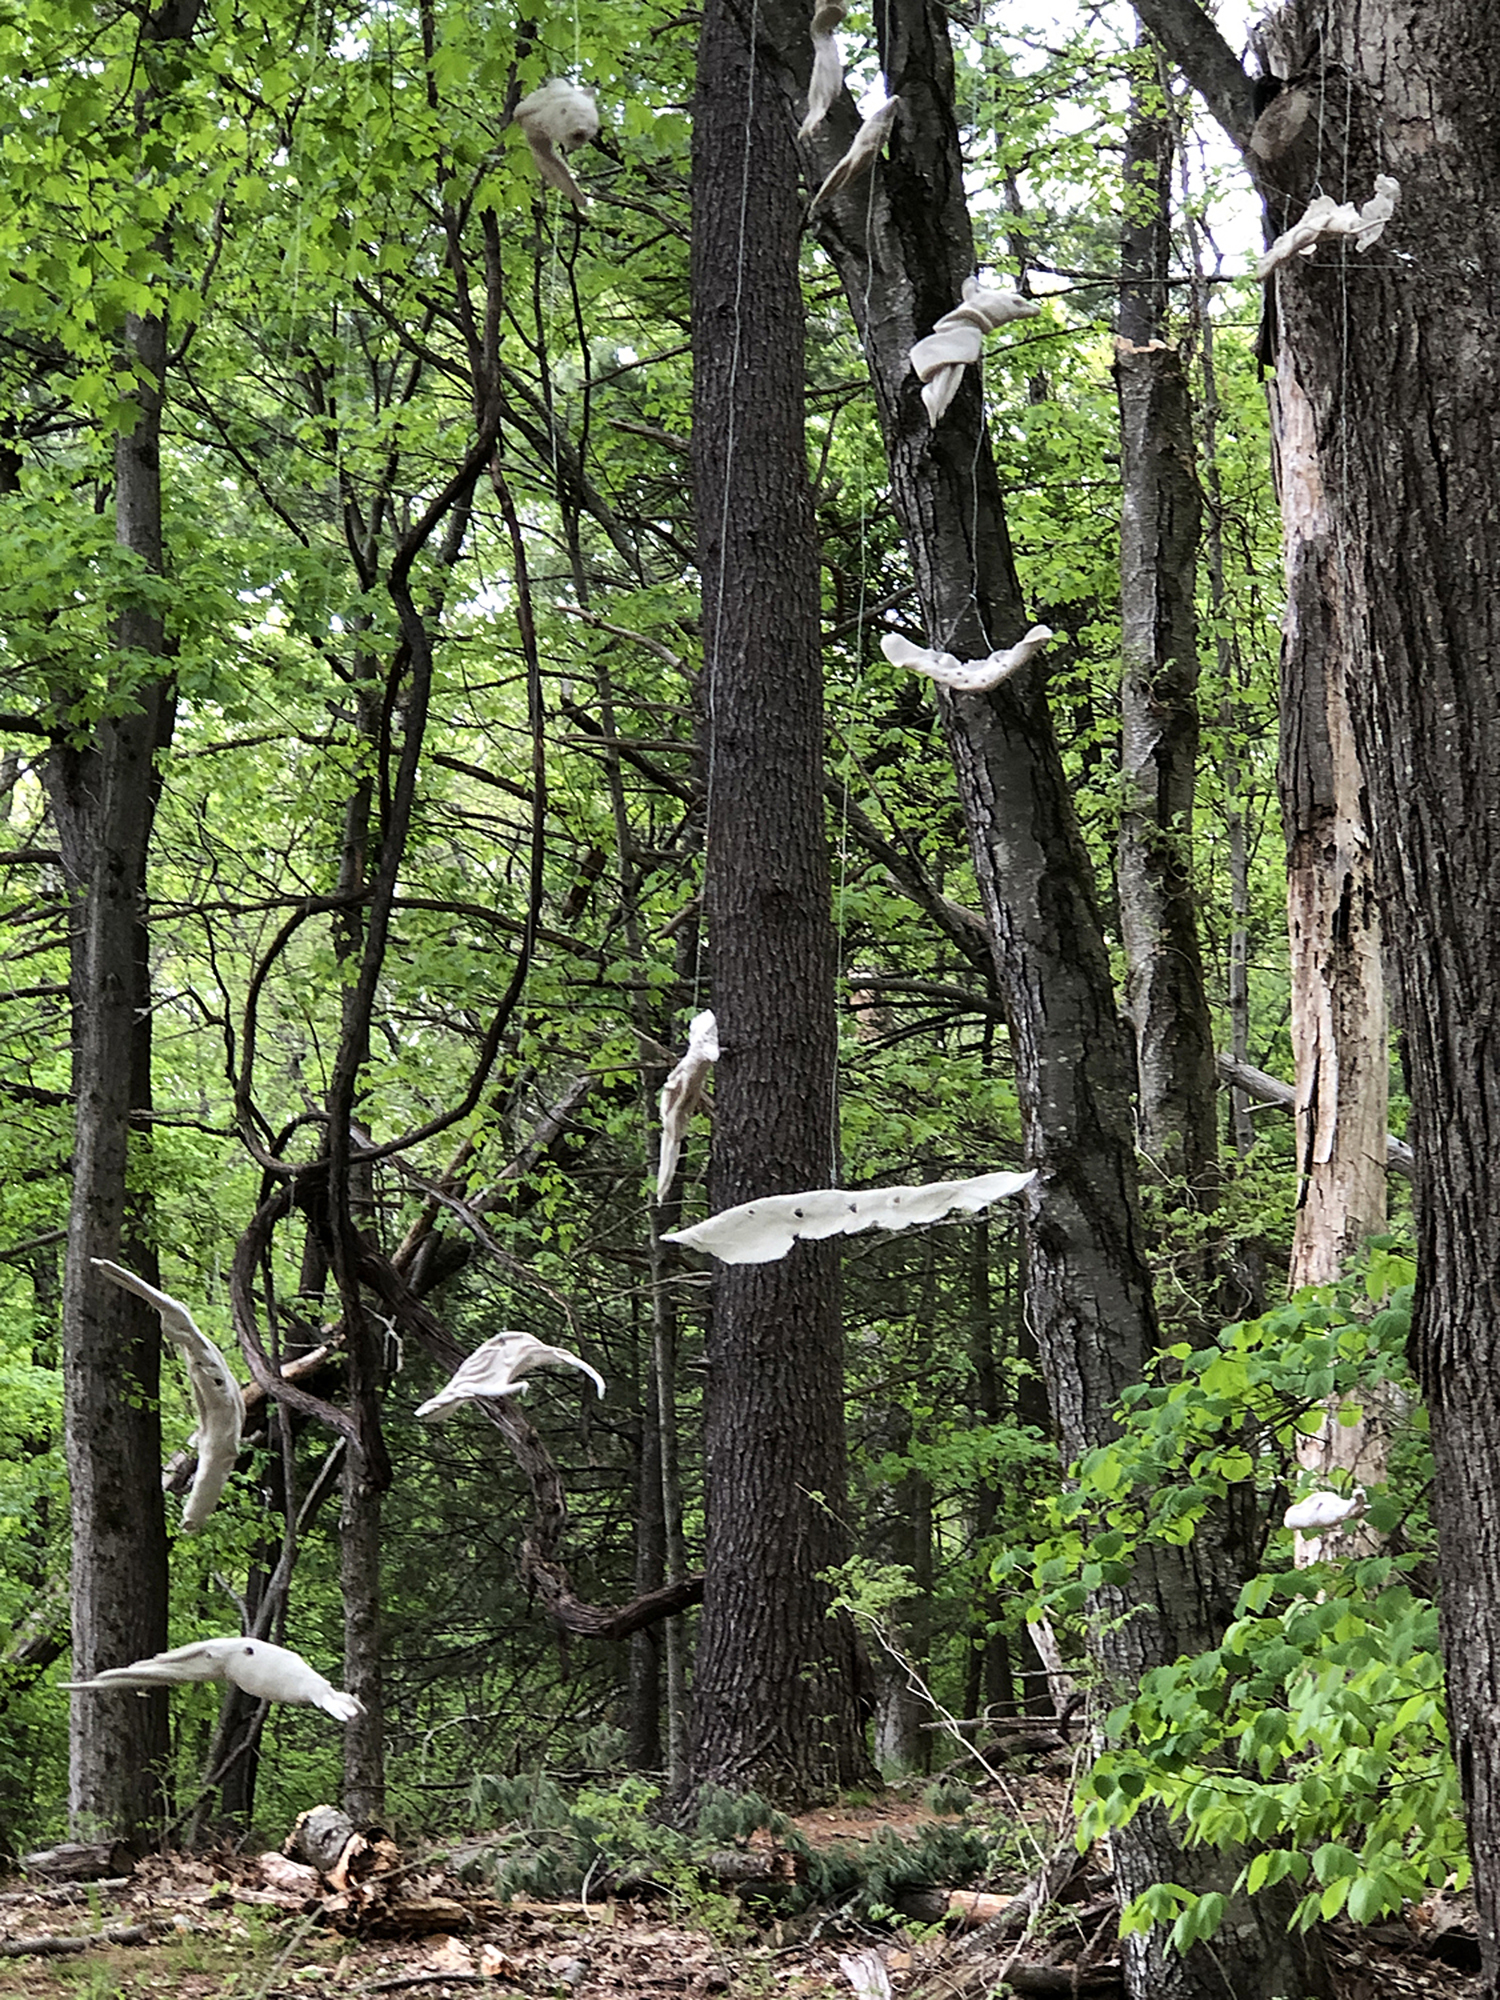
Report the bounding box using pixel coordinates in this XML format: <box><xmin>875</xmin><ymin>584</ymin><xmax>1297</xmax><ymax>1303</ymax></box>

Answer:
<box><xmin>799</xmin><ymin>0</ymin><xmax>847</xmax><ymax>139</ymax></box>
<box><xmin>93</xmin><ymin>1258</ymin><xmax>245</xmax><ymax>1534</ymax></box>
<box><xmin>881</xmin><ymin>624</ymin><xmax>1053</xmax><ymax>694</ymax></box>
<box><xmin>62</xmin><ymin>1637</ymin><xmax>362</xmax><ymax>1722</ymax></box>
<box><xmin>1256</xmin><ymin>175</ymin><xmax>1399</xmax><ymax>280</ymax></box>
<box><xmin>810</xmin><ymin>95</ymin><xmax>901</xmax><ymax>210</ymax></box>
<box><xmin>1283</xmin><ymin>1487</ymin><xmax>1364</xmax><ymax>1532</ymax></box>
<box><xmin>909</xmin><ymin>279</ymin><xmax>1041</xmax><ymax>426</ymax></box>
<box><xmin>515</xmin><ymin>80</ymin><xmax>599</xmax><ymax>212</ymax></box>
<box><xmin>415</xmin><ymin>1330</ymin><xmax>606</xmax><ymax>1419</ymax></box>
<box><xmin>657</xmin><ymin>1009</ymin><xmax>719</xmax><ymax>1199</ymax></box>
<box><xmin>662</xmin><ymin>1168</ymin><xmax>1035</xmax><ymax>1265</ymax></box>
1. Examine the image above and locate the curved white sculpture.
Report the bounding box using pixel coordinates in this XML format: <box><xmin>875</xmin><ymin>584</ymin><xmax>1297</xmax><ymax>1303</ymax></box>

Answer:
<box><xmin>909</xmin><ymin>278</ymin><xmax>1041</xmax><ymax>426</ymax></box>
<box><xmin>810</xmin><ymin>95</ymin><xmax>901</xmax><ymax>211</ymax></box>
<box><xmin>662</xmin><ymin>1168</ymin><xmax>1036</xmax><ymax>1265</ymax></box>
<box><xmin>515</xmin><ymin>80</ymin><xmax>599</xmax><ymax>213</ymax></box>
<box><xmin>881</xmin><ymin>624</ymin><xmax>1053</xmax><ymax>694</ymax></box>
<box><xmin>93</xmin><ymin>1259</ymin><xmax>245</xmax><ymax>1535</ymax></box>
<box><xmin>1256</xmin><ymin>176</ymin><xmax>1400</xmax><ymax>280</ymax></box>
<box><xmin>415</xmin><ymin>1330</ymin><xmax>606</xmax><ymax>1419</ymax></box>
<box><xmin>1283</xmin><ymin>1487</ymin><xmax>1364</xmax><ymax>1532</ymax></box>
<box><xmin>799</xmin><ymin>0</ymin><xmax>847</xmax><ymax>139</ymax></box>
<box><xmin>658</xmin><ymin>1009</ymin><xmax>719</xmax><ymax>1199</ymax></box>
<box><xmin>63</xmin><ymin>1637</ymin><xmax>362</xmax><ymax>1722</ymax></box>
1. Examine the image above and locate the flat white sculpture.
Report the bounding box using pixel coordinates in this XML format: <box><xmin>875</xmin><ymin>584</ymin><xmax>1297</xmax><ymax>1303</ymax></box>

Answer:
<box><xmin>63</xmin><ymin>1637</ymin><xmax>362</xmax><ymax>1721</ymax></box>
<box><xmin>881</xmin><ymin>624</ymin><xmax>1053</xmax><ymax>693</ymax></box>
<box><xmin>657</xmin><ymin>1009</ymin><xmax>719</xmax><ymax>1199</ymax></box>
<box><xmin>662</xmin><ymin>1168</ymin><xmax>1036</xmax><ymax>1265</ymax></box>
<box><xmin>93</xmin><ymin>1258</ymin><xmax>245</xmax><ymax>1535</ymax></box>
<box><xmin>414</xmin><ymin>1330</ymin><xmax>606</xmax><ymax>1419</ymax></box>
<box><xmin>810</xmin><ymin>95</ymin><xmax>901</xmax><ymax>211</ymax></box>
<box><xmin>515</xmin><ymin>80</ymin><xmax>599</xmax><ymax>213</ymax></box>
<box><xmin>1255</xmin><ymin>175</ymin><xmax>1400</xmax><ymax>279</ymax></box>
<box><xmin>909</xmin><ymin>279</ymin><xmax>1041</xmax><ymax>426</ymax></box>
<box><xmin>799</xmin><ymin>0</ymin><xmax>847</xmax><ymax>139</ymax></box>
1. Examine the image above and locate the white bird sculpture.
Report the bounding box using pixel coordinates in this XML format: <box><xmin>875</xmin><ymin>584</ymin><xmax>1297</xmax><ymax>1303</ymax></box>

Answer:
<box><xmin>514</xmin><ymin>79</ymin><xmax>599</xmax><ymax>213</ymax></box>
<box><xmin>62</xmin><ymin>1637</ymin><xmax>362</xmax><ymax>1722</ymax></box>
<box><xmin>881</xmin><ymin>624</ymin><xmax>1053</xmax><ymax>694</ymax></box>
<box><xmin>657</xmin><ymin>1009</ymin><xmax>719</xmax><ymax>1199</ymax></box>
<box><xmin>1283</xmin><ymin>1487</ymin><xmax>1365</xmax><ymax>1533</ymax></box>
<box><xmin>909</xmin><ymin>278</ymin><xmax>1042</xmax><ymax>426</ymax></box>
<box><xmin>93</xmin><ymin>1258</ymin><xmax>245</xmax><ymax>1535</ymax></box>
<box><xmin>799</xmin><ymin>0</ymin><xmax>847</xmax><ymax>139</ymax></box>
<box><xmin>662</xmin><ymin>1167</ymin><xmax>1036</xmax><ymax>1265</ymax></box>
<box><xmin>1256</xmin><ymin>175</ymin><xmax>1400</xmax><ymax>279</ymax></box>
<box><xmin>414</xmin><ymin>1330</ymin><xmax>606</xmax><ymax>1420</ymax></box>
<box><xmin>810</xmin><ymin>95</ymin><xmax>901</xmax><ymax>211</ymax></box>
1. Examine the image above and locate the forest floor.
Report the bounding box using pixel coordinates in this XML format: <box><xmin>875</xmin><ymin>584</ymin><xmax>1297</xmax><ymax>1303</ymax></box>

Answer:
<box><xmin>0</xmin><ymin>1777</ymin><xmax>1480</xmax><ymax>2000</ymax></box>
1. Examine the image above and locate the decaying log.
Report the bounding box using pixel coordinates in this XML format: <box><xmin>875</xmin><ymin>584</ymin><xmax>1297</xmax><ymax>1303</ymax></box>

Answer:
<box><xmin>0</xmin><ymin>1922</ymin><xmax>152</xmax><ymax>1957</ymax></box>
<box><xmin>286</xmin><ymin>1805</ymin><xmax>357</xmax><ymax>1874</ymax></box>
<box><xmin>20</xmin><ymin>1842</ymin><xmax>135</xmax><ymax>1882</ymax></box>
<box><xmin>893</xmin><ymin>1886</ymin><xmax>1018</xmax><ymax>1929</ymax></box>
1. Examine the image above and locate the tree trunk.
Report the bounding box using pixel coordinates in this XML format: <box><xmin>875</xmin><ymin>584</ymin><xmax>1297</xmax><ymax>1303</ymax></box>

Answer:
<box><xmin>687</xmin><ymin>0</ymin><xmax>873</xmax><ymax>1804</ymax></box>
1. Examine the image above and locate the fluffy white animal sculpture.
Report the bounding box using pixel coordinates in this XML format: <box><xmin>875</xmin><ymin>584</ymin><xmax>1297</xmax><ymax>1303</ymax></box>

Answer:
<box><xmin>1283</xmin><ymin>1487</ymin><xmax>1365</xmax><ymax>1533</ymax></box>
<box><xmin>414</xmin><ymin>1330</ymin><xmax>606</xmax><ymax>1420</ymax></box>
<box><xmin>62</xmin><ymin>1637</ymin><xmax>362</xmax><ymax>1722</ymax></box>
<box><xmin>1255</xmin><ymin>175</ymin><xmax>1400</xmax><ymax>279</ymax></box>
<box><xmin>93</xmin><ymin>1258</ymin><xmax>245</xmax><ymax>1535</ymax></box>
<box><xmin>910</xmin><ymin>279</ymin><xmax>1041</xmax><ymax>426</ymax></box>
<box><xmin>657</xmin><ymin>1008</ymin><xmax>719</xmax><ymax>1199</ymax></box>
<box><xmin>799</xmin><ymin>0</ymin><xmax>847</xmax><ymax>139</ymax></box>
<box><xmin>514</xmin><ymin>80</ymin><xmax>599</xmax><ymax>212</ymax></box>
<box><xmin>810</xmin><ymin>95</ymin><xmax>901</xmax><ymax>211</ymax></box>
<box><xmin>662</xmin><ymin>1168</ymin><xmax>1036</xmax><ymax>1265</ymax></box>
<box><xmin>881</xmin><ymin>624</ymin><xmax>1053</xmax><ymax>694</ymax></box>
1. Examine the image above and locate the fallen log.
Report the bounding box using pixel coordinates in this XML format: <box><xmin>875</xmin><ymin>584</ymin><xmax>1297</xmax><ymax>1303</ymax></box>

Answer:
<box><xmin>0</xmin><ymin>1922</ymin><xmax>152</xmax><ymax>1958</ymax></box>
<box><xmin>20</xmin><ymin>1842</ymin><xmax>135</xmax><ymax>1883</ymax></box>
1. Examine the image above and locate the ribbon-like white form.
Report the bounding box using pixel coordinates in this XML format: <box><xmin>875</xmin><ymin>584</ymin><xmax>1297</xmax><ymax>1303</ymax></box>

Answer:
<box><xmin>810</xmin><ymin>95</ymin><xmax>901</xmax><ymax>211</ymax></box>
<box><xmin>799</xmin><ymin>0</ymin><xmax>847</xmax><ymax>139</ymax></box>
<box><xmin>662</xmin><ymin>1168</ymin><xmax>1036</xmax><ymax>1265</ymax></box>
<box><xmin>658</xmin><ymin>1008</ymin><xmax>719</xmax><ymax>1199</ymax></box>
<box><xmin>515</xmin><ymin>80</ymin><xmax>599</xmax><ymax>213</ymax></box>
<box><xmin>1283</xmin><ymin>1488</ymin><xmax>1364</xmax><ymax>1532</ymax></box>
<box><xmin>62</xmin><ymin>1637</ymin><xmax>362</xmax><ymax>1721</ymax></box>
<box><xmin>1255</xmin><ymin>175</ymin><xmax>1400</xmax><ymax>280</ymax></box>
<box><xmin>909</xmin><ymin>279</ymin><xmax>1041</xmax><ymax>427</ymax></box>
<box><xmin>881</xmin><ymin>624</ymin><xmax>1053</xmax><ymax>694</ymax></box>
<box><xmin>414</xmin><ymin>1330</ymin><xmax>606</xmax><ymax>1418</ymax></box>
<box><xmin>93</xmin><ymin>1258</ymin><xmax>245</xmax><ymax>1535</ymax></box>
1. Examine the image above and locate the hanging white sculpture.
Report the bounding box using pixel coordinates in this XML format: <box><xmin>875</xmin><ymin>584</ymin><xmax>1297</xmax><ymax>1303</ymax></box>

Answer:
<box><xmin>1255</xmin><ymin>176</ymin><xmax>1400</xmax><ymax>280</ymax></box>
<box><xmin>909</xmin><ymin>279</ymin><xmax>1041</xmax><ymax>426</ymax></box>
<box><xmin>662</xmin><ymin>1167</ymin><xmax>1036</xmax><ymax>1265</ymax></box>
<box><xmin>1283</xmin><ymin>1487</ymin><xmax>1364</xmax><ymax>1532</ymax></box>
<box><xmin>62</xmin><ymin>1637</ymin><xmax>362</xmax><ymax>1721</ymax></box>
<box><xmin>881</xmin><ymin>624</ymin><xmax>1053</xmax><ymax>694</ymax></box>
<box><xmin>514</xmin><ymin>80</ymin><xmax>599</xmax><ymax>213</ymax></box>
<box><xmin>657</xmin><ymin>1009</ymin><xmax>719</xmax><ymax>1199</ymax></box>
<box><xmin>93</xmin><ymin>1258</ymin><xmax>245</xmax><ymax>1535</ymax></box>
<box><xmin>415</xmin><ymin>1330</ymin><xmax>606</xmax><ymax>1419</ymax></box>
<box><xmin>810</xmin><ymin>95</ymin><xmax>901</xmax><ymax>211</ymax></box>
<box><xmin>799</xmin><ymin>0</ymin><xmax>847</xmax><ymax>139</ymax></box>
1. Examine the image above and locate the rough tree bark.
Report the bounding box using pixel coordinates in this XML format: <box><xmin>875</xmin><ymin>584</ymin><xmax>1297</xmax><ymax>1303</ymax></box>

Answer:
<box><xmin>686</xmin><ymin>0</ymin><xmax>874</xmax><ymax>1804</ymax></box>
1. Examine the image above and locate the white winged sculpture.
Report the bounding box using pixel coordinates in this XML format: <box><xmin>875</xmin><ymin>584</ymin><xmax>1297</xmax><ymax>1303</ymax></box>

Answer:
<box><xmin>799</xmin><ymin>0</ymin><xmax>847</xmax><ymax>138</ymax></box>
<box><xmin>1256</xmin><ymin>176</ymin><xmax>1400</xmax><ymax>280</ymax></box>
<box><xmin>93</xmin><ymin>1258</ymin><xmax>245</xmax><ymax>1534</ymax></box>
<box><xmin>1283</xmin><ymin>1487</ymin><xmax>1365</xmax><ymax>1533</ymax></box>
<box><xmin>881</xmin><ymin>624</ymin><xmax>1053</xmax><ymax>695</ymax></box>
<box><xmin>662</xmin><ymin>1168</ymin><xmax>1036</xmax><ymax>1265</ymax></box>
<box><xmin>514</xmin><ymin>79</ymin><xmax>599</xmax><ymax>213</ymax></box>
<box><xmin>810</xmin><ymin>95</ymin><xmax>901</xmax><ymax>211</ymax></box>
<box><xmin>657</xmin><ymin>1008</ymin><xmax>719</xmax><ymax>1199</ymax></box>
<box><xmin>415</xmin><ymin>1331</ymin><xmax>606</xmax><ymax>1420</ymax></box>
<box><xmin>62</xmin><ymin>1637</ymin><xmax>361</xmax><ymax>1722</ymax></box>
<box><xmin>909</xmin><ymin>278</ymin><xmax>1041</xmax><ymax>426</ymax></box>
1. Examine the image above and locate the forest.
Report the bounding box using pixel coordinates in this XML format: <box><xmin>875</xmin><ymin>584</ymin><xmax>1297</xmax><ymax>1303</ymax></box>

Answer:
<box><xmin>1</xmin><ymin>0</ymin><xmax>1497</xmax><ymax>1996</ymax></box>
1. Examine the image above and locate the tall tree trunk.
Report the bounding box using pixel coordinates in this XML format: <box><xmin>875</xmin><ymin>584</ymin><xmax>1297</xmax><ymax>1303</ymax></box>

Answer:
<box><xmin>687</xmin><ymin>0</ymin><xmax>873</xmax><ymax>1804</ymax></box>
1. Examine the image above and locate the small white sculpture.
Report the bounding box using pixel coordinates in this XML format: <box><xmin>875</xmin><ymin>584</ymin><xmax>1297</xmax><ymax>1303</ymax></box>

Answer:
<box><xmin>62</xmin><ymin>1637</ymin><xmax>362</xmax><ymax>1722</ymax></box>
<box><xmin>810</xmin><ymin>95</ymin><xmax>901</xmax><ymax>211</ymax></box>
<box><xmin>414</xmin><ymin>1330</ymin><xmax>606</xmax><ymax>1419</ymax></box>
<box><xmin>657</xmin><ymin>1009</ymin><xmax>719</xmax><ymax>1199</ymax></box>
<box><xmin>514</xmin><ymin>80</ymin><xmax>599</xmax><ymax>213</ymax></box>
<box><xmin>881</xmin><ymin>624</ymin><xmax>1053</xmax><ymax>694</ymax></box>
<box><xmin>799</xmin><ymin>0</ymin><xmax>847</xmax><ymax>139</ymax></box>
<box><xmin>909</xmin><ymin>278</ymin><xmax>1042</xmax><ymax>426</ymax></box>
<box><xmin>662</xmin><ymin>1168</ymin><xmax>1036</xmax><ymax>1265</ymax></box>
<box><xmin>93</xmin><ymin>1259</ymin><xmax>245</xmax><ymax>1535</ymax></box>
<box><xmin>1255</xmin><ymin>175</ymin><xmax>1400</xmax><ymax>279</ymax></box>
<box><xmin>1283</xmin><ymin>1487</ymin><xmax>1365</xmax><ymax>1532</ymax></box>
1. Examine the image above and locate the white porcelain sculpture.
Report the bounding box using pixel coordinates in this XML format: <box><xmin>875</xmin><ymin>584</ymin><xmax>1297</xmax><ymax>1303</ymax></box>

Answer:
<box><xmin>415</xmin><ymin>1330</ymin><xmax>606</xmax><ymax>1418</ymax></box>
<box><xmin>662</xmin><ymin>1167</ymin><xmax>1036</xmax><ymax>1265</ymax></box>
<box><xmin>657</xmin><ymin>1009</ymin><xmax>719</xmax><ymax>1199</ymax></box>
<box><xmin>799</xmin><ymin>0</ymin><xmax>847</xmax><ymax>138</ymax></box>
<box><xmin>909</xmin><ymin>279</ymin><xmax>1041</xmax><ymax>426</ymax></box>
<box><xmin>810</xmin><ymin>95</ymin><xmax>901</xmax><ymax>210</ymax></box>
<box><xmin>515</xmin><ymin>80</ymin><xmax>599</xmax><ymax>212</ymax></box>
<box><xmin>1256</xmin><ymin>176</ymin><xmax>1400</xmax><ymax>279</ymax></box>
<box><xmin>63</xmin><ymin>1637</ymin><xmax>362</xmax><ymax>1721</ymax></box>
<box><xmin>881</xmin><ymin>624</ymin><xmax>1053</xmax><ymax>693</ymax></box>
<box><xmin>93</xmin><ymin>1258</ymin><xmax>245</xmax><ymax>1534</ymax></box>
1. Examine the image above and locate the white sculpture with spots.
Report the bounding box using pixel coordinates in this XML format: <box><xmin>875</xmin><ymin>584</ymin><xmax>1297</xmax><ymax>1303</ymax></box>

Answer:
<box><xmin>881</xmin><ymin>624</ymin><xmax>1053</xmax><ymax>694</ymax></box>
<box><xmin>63</xmin><ymin>1637</ymin><xmax>362</xmax><ymax>1721</ymax></box>
<box><xmin>663</xmin><ymin>1167</ymin><xmax>1035</xmax><ymax>1265</ymax></box>
<box><xmin>515</xmin><ymin>80</ymin><xmax>599</xmax><ymax>212</ymax></box>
